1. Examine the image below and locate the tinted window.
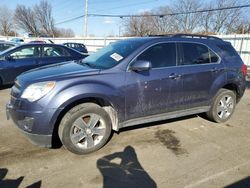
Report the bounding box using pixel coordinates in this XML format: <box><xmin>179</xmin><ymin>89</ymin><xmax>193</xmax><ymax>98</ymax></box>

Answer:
<box><xmin>43</xmin><ymin>46</ymin><xmax>69</xmax><ymax>57</ymax></box>
<box><xmin>217</xmin><ymin>44</ymin><xmax>238</xmax><ymax>57</ymax></box>
<box><xmin>10</xmin><ymin>46</ymin><xmax>41</xmax><ymax>59</ymax></box>
<box><xmin>180</xmin><ymin>43</ymin><xmax>211</xmax><ymax>65</ymax></box>
<box><xmin>209</xmin><ymin>49</ymin><xmax>219</xmax><ymax>63</ymax></box>
<box><xmin>137</xmin><ymin>43</ymin><xmax>176</xmax><ymax>68</ymax></box>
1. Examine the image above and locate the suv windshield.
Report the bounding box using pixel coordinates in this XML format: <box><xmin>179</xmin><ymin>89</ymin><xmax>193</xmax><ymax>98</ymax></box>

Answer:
<box><xmin>81</xmin><ymin>39</ymin><xmax>146</xmax><ymax>69</ymax></box>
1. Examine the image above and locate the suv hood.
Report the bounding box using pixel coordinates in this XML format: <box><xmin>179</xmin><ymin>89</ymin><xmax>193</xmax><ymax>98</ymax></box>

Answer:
<box><xmin>17</xmin><ymin>61</ymin><xmax>100</xmax><ymax>86</ymax></box>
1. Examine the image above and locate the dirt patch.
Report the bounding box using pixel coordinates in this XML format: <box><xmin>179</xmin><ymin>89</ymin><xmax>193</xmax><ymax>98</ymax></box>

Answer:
<box><xmin>155</xmin><ymin>129</ymin><xmax>187</xmax><ymax>155</ymax></box>
<box><xmin>89</xmin><ymin>175</ymin><xmax>103</xmax><ymax>184</ymax></box>
<box><xmin>225</xmin><ymin>123</ymin><xmax>233</xmax><ymax>127</ymax></box>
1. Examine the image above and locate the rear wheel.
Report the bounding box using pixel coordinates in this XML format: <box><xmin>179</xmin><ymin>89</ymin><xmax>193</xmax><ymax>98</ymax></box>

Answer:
<box><xmin>59</xmin><ymin>103</ymin><xmax>112</xmax><ymax>155</ymax></box>
<box><xmin>206</xmin><ymin>89</ymin><xmax>236</xmax><ymax>123</ymax></box>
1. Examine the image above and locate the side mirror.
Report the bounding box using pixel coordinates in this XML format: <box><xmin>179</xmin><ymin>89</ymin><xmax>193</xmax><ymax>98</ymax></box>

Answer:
<box><xmin>130</xmin><ymin>60</ymin><xmax>152</xmax><ymax>72</ymax></box>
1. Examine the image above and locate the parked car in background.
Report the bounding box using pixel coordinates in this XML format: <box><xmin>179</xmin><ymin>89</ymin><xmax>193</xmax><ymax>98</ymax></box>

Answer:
<box><xmin>6</xmin><ymin>34</ymin><xmax>247</xmax><ymax>155</ymax></box>
<box><xmin>0</xmin><ymin>42</ymin><xmax>18</xmax><ymax>52</ymax></box>
<box><xmin>29</xmin><ymin>40</ymin><xmax>47</xmax><ymax>44</ymax></box>
<box><xmin>63</xmin><ymin>42</ymin><xmax>88</xmax><ymax>54</ymax></box>
<box><xmin>10</xmin><ymin>38</ymin><xmax>25</xmax><ymax>43</ymax></box>
<box><xmin>0</xmin><ymin>43</ymin><xmax>86</xmax><ymax>86</ymax></box>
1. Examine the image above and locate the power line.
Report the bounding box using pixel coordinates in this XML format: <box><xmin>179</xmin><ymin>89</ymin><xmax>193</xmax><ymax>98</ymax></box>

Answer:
<box><xmin>93</xmin><ymin>0</ymin><xmax>157</xmax><ymax>13</ymax></box>
<box><xmin>89</xmin><ymin>4</ymin><xmax>250</xmax><ymax>17</ymax></box>
<box><xmin>55</xmin><ymin>4</ymin><xmax>250</xmax><ymax>25</ymax></box>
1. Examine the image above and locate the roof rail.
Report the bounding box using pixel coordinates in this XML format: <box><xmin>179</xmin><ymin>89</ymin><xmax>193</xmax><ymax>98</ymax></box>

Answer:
<box><xmin>147</xmin><ymin>33</ymin><xmax>223</xmax><ymax>41</ymax></box>
<box><xmin>147</xmin><ymin>34</ymin><xmax>174</xmax><ymax>37</ymax></box>
<box><xmin>173</xmin><ymin>33</ymin><xmax>223</xmax><ymax>40</ymax></box>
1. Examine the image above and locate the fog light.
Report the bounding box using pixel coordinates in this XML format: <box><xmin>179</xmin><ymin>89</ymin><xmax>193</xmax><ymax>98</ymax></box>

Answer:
<box><xmin>17</xmin><ymin>117</ymin><xmax>34</xmax><ymax>132</ymax></box>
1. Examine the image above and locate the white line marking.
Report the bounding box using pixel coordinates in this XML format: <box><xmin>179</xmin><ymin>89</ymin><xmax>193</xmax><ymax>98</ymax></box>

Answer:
<box><xmin>184</xmin><ymin>161</ymin><xmax>250</xmax><ymax>188</ymax></box>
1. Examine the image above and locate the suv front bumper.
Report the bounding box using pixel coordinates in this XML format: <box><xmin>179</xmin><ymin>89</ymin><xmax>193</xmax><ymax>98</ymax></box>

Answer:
<box><xmin>6</xmin><ymin>102</ymin><xmax>53</xmax><ymax>148</ymax></box>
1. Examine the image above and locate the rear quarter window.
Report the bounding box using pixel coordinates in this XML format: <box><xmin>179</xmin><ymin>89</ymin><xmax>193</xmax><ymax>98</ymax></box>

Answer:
<box><xmin>217</xmin><ymin>44</ymin><xmax>238</xmax><ymax>57</ymax></box>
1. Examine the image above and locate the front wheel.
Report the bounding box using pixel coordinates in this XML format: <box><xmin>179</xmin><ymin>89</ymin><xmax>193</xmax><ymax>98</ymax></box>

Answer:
<box><xmin>206</xmin><ymin>89</ymin><xmax>236</xmax><ymax>123</ymax></box>
<box><xmin>58</xmin><ymin>103</ymin><xmax>112</xmax><ymax>155</ymax></box>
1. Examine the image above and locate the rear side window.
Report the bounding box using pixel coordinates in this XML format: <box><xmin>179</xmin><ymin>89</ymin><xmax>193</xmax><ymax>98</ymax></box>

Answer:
<box><xmin>43</xmin><ymin>46</ymin><xmax>70</xmax><ymax>57</ymax></box>
<box><xmin>179</xmin><ymin>43</ymin><xmax>219</xmax><ymax>65</ymax></box>
<box><xmin>217</xmin><ymin>44</ymin><xmax>238</xmax><ymax>57</ymax></box>
<box><xmin>137</xmin><ymin>43</ymin><xmax>176</xmax><ymax>68</ymax></box>
<box><xmin>209</xmin><ymin>49</ymin><xmax>219</xmax><ymax>63</ymax></box>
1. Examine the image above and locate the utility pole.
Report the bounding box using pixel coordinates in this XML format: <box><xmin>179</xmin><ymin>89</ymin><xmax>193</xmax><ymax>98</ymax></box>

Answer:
<box><xmin>84</xmin><ymin>0</ymin><xmax>88</xmax><ymax>37</ymax></box>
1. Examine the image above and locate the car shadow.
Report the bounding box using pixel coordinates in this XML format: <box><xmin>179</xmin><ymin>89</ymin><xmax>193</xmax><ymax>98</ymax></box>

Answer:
<box><xmin>224</xmin><ymin>176</ymin><xmax>250</xmax><ymax>188</ymax></box>
<box><xmin>97</xmin><ymin>145</ymin><xmax>156</xmax><ymax>188</ymax></box>
<box><xmin>0</xmin><ymin>168</ymin><xmax>41</xmax><ymax>188</ymax></box>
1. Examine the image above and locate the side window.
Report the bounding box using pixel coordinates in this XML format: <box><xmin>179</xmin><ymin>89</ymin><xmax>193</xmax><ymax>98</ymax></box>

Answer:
<box><xmin>180</xmin><ymin>43</ymin><xmax>210</xmax><ymax>65</ymax></box>
<box><xmin>43</xmin><ymin>46</ymin><xmax>70</xmax><ymax>57</ymax></box>
<box><xmin>217</xmin><ymin>44</ymin><xmax>238</xmax><ymax>57</ymax></box>
<box><xmin>0</xmin><ymin>44</ymin><xmax>14</xmax><ymax>51</ymax></box>
<box><xmin>209</xmin><ymin>49</ymin><xmax>219</xmax><ymax>63</ymax></box>
<box><xmin>10</xmin><ymin>46</ymin><xmax>41</xmax><ymax>59</ymax></box>
<box><xmin>137</xmin><ymin>43</ymin><xmax>176</xmax><ymax>68</ymax></box>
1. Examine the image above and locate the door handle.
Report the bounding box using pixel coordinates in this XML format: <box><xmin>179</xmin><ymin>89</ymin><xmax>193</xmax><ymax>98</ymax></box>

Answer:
<box><xmin>210</xmin><ymin>68</ymin><xmax>220</xmax><ymax>72</ymax></box>
<box><xmin>168</xmin><ymin>73</ymin><xmax>182</xmax><ymax>79</ymax></box>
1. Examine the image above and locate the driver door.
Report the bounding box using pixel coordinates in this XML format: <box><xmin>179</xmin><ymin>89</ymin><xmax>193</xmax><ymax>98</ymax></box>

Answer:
<box><xmin>125</xmin><ymin>42</ymin><xmax>183</xmax><ymax>120</ymax></box>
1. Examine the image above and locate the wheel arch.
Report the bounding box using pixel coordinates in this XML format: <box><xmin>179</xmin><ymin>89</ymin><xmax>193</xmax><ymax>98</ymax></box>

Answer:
<box><xmin>50</xmin><ymin>96</ymin><xmax>119</xmax><ymax>148</ymax></box>
<box><xmin>222</xmin><ymin>83</ymin><xmax>241</xmax><ymax>103</ymax></box>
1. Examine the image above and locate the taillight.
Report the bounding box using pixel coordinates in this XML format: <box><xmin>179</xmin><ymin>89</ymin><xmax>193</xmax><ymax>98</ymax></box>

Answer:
<box><xmin>241</xmin><ymin>64</ymin><xmax>247</xmax><ymax>76</ymax></box>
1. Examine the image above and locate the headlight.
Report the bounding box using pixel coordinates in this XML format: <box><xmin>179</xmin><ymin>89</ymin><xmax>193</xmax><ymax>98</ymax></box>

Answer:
<box><xmin>21</xmin><ymin>81</ymin><xmax>56</xmax><ymax>102</ymax></box>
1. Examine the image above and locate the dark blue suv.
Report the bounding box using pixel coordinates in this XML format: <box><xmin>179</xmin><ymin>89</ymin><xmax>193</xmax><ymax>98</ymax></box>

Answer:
<box><xmin>6</xmin><ymin>34</ymin><xmax>247</xmax><ymax>154</ymax></box>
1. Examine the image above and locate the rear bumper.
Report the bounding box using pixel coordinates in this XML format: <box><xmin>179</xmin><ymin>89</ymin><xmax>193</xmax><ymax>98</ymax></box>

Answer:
<box><xmin>6</xmin><ymin>102</ymin><xmax>53</xmax><ymax>148</ymax></box>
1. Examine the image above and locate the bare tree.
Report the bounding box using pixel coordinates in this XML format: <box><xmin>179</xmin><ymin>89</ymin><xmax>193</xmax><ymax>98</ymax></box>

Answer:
<box><xmin>232</xmin><ymin>20</ymin><xmax>250</xmax><ymax>34</ymax></box>
<box><xmin>56</xmin><ymin>28</ymin><xmax>75</xmax><ymax>37</ymax></box>
<box><xmin>34</xmin><ymin>0</ymin><xmax>56</xmax><ymax>37</ymax></box>
<box><xmin>200</xmin><ymin>0</ymin><xmax>243</xmax><ymax>34</ymax></box>
<box><xmin>151</xmin><ymin>6</ymin><xmax>177</xmax><ymax>34</ymax></box>
<box><xmin>14</xmin><ymin>5</ymin><xmax>40</xmax><ymax>36</ymax></box>
<box><xmin>172</xmin><ymin>0</ymin><xmax>203</xmax><ymax>33</ymax></box>
<box><xmin>0</xmin><ymin>6</ymin><xmax>15</xmax><ymax>36</ymax></box>
<box><xmin>123</xmin><ymin>12</ymin><xmax>156</xmax><ymax>36</ymax></box>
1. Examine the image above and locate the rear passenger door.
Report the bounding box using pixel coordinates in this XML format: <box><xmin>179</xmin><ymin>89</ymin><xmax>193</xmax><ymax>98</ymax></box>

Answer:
<box><xmin>125</xmin><ymin>42</ymin><xmax>183</xmax><ymax>120</ymax></box>
<box><xmin>39</xmin><ymin>45</ymin><xmax>71</xmax><ymax>66</ymax></box>
<box><xmin>178</xmin><ymin>42</ymin><xmax>225</xmax><ymax>109</ymax></box>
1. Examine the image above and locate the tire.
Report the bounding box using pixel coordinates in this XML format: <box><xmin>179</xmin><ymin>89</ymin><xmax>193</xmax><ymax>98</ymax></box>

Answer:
<box><xmin>58</xmin><ymin>103</ymin><xmax>112</xmax><ymax>155</ymax></box>
<box><xmin>206</xmin><ymin>89</ymin><xmax>236</xmax><ymax>123</ymax></box>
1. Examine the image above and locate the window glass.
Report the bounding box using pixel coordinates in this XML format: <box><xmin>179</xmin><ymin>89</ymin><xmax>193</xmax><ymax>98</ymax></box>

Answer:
<box><xmin>180</xmin><ymin>43</ymin><xmax>210</xmax><ymax>65</ymax></box>
<box><xmin>217</xmin><ymin>44</ymin><xmax>238</xmax><ymax>57</ymax></box>
<box><xmin>0</xmin><ymin>44</ymin><xmax>14</xmax><ymax>51</ymax></box>
<box><xmin>81</xmin><ymin>39</ymin><xmax>146</xmax><ymax>69</ymax></box>
<box><xmin>43</xmin><ymin>46</ymin><xmax>69</xmax><ymax>57</ymax></box>
<box><xmin>10</xmin><ymin>46</ymin><xmax>40</xmax><ymax>59</ymax></box>
<box><xmin>209</xmin><ymin>49</ymin><xmax>219</xmax><ymax>63</ymax></box>
<box><xmin>137</xmin><ymin>43</ymin><xmax>176</xmax><ymax>68</ymax></box>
